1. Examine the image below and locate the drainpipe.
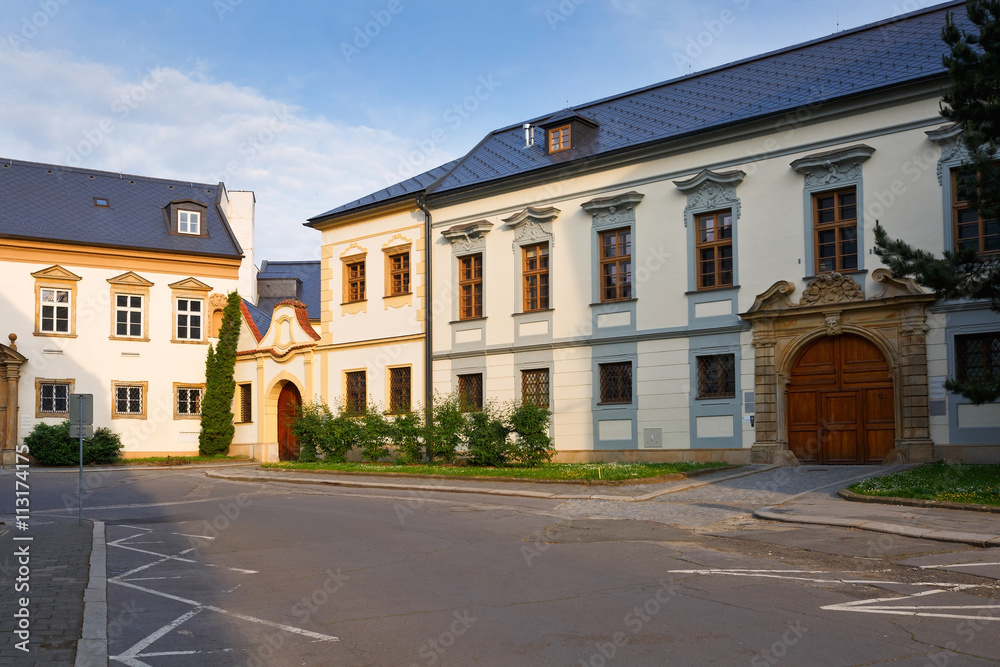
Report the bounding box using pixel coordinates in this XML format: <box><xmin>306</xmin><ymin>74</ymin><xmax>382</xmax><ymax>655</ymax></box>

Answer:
<box><xmin>416</xmin><ymin>195</ymin><xmax>433</xmax><ymax>435</ymax></box>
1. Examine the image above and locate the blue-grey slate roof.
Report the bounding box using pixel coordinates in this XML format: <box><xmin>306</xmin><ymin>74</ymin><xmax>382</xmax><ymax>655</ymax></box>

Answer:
<box><xmin>312</xmin><ymin>0</ymin><xmax>970</xmax><ymax>223</ymax></box>
<box><xmin>308</xmin><ymin>159</ymin><xmax>461</xmax><ymax>224</ymax></box>
<box><xmin>242</xmin><ymin>298</ymin><xmax>272</xmax><ymax>339</ymax></box>
<box><xmin>0</xmin><ymin>158</ymin><xmax>243</xmax><ymax>258</ymax></box>
<box><xmin>257</xmin><ymin>259</ymin><xmax>321</xmax><ymax>319</ymax></box>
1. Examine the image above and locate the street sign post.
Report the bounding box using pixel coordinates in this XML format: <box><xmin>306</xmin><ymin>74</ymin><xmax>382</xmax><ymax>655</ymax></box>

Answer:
<box><xmin>69</xmin><ymin>394</ymin><xmax>93</xmax><ymax>525</ymax></box>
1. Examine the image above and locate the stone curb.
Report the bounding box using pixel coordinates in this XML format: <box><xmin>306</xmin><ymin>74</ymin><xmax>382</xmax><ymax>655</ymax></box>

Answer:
<box><xmin>753</xmin><ymin>507</ymin><xmax>1000</xmax><ymax>548</ymax></box>
<box><xmin>75</xmin><ymin>520</ymin><xmax>107</xmax><ymax>667</ymax></box>
<box><xmin>836</xmin><ymin>487</ymin><xmax>1000</xmax><ymax>514</ymax></box>
<box><xmin>23</xmin><ymin>462</ymin><xmax>259</xmax><ymax>474</ymax></box>
<box><xmin>206</xmin><ymin>465</ymin><xmax>777</xmax><ymax>502</ymax></box>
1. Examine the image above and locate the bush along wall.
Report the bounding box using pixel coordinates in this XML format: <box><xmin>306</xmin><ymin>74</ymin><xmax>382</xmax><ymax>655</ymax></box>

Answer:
<box><xmin>289</xmin><ymin>393</ymin><xmax>554</xmax><ymax>467</ymax></box>
<box><xmin>23</xmin><ymin>421</ymin><xmax>124</xmax><ymax>466</ymax></box>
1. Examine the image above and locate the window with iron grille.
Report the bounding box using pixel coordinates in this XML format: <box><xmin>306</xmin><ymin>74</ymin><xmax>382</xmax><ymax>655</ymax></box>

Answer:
<box><xmin>345</xmin><ymin>370</ymin><xmax>367</xmax><ymax>415</ymax></box>
<box><xmin>697</xmin><ymin>354</ymin><xmax>736</xmax><ymax>399</ymax></box>
<box><xmin>238</xmin><ymin>383</ymin><xmax>252</xmax><ymax>423</ymax></box>
<box><xmin>956</xmin><ymin>332</ymin><xmax>1000</xmax><ymax>384</ymax></box>
<box><xmin>39</xmin><ymin>382</ymin><xmax>70</xmax><ymax>414</ymax></box>
<box><xmin>599</xmin><ymin>362</ymin><xmax>632</xmax><ymax>404</ymax></box>
<box><xmin>388</xmin><ymin>251</ymin><xmax>411</xmax><ymax>296</ymax></box>
<box><xmin>114</xmin><ymin>383</ymin><xmax>145</xmax><ymax>416</ymax></box>
<box><xmin>522</xmin><ymin>243</ymin><xmax>550</xmax><ymax>311</ymax></box>
<box><xmin>695</xmin><ymin>210</ymin><xmax>733</xmax><ymax>290</ymax></box>
<box><xmin>115</xmin><ymin>294</ymin><xmax>144</xmax><ymax>337</ymax></box>
<box><xmin>176</xmin><ymin>299</ymin><xmax>203</xmax><ymax>340</ymax></box>
<box><xmin>458</xmin><ymin>373</ymin><xmax>483</xmax><ymax>412</ymax></box>
<box><xmin>952</xmin><ymin>169</ymin><xmax>999</xmax><ymax>255</ymax></box>
<box><xmin>345</xmin><ymin>260</ymin><xmax>366</xmax><ymax>302</ymax></box>
<box><xmin>459</xmin><ymin>254</ymin><xmax>483</xmax><ymax>320</ymax></box>
<box><xmin>521</xmin><ymin>369</ymin><xmax>550</xmax><ymax>408</ymax></box>
<box><xmin>389</xmin><ymin>367</ymin><xmax>412</xmax><ymax>414</ymax></box>
<box><xmin>176</xmin><ymin>387</ymin><xmax>202</xmax><ymax>416</ymax></box>
<box><xmin>813</xmin><ymin>188</ymin><xmax>858</xmax><ymax>273</ymax></box>
<box><xmin>599</xmin><ymin>228</ymin><xmax>632</xmax><ymax>302</ymax></box>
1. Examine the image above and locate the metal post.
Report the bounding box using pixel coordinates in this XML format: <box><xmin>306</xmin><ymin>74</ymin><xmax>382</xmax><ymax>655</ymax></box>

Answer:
<box><xmin>78</xmin><ymin>406</ymin><xmax>84</xmax><ymax>525</ymax></box>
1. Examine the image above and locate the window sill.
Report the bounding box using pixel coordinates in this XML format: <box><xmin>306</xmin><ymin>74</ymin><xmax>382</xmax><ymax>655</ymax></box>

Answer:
<box><xmin>174</xmin><ymin>414</ymin><xmax>201</xmax><ymax>420</ymax></box>
<box><xmin>512</xmin><ymin>309</ymin><xmax>554</xmax><ymax>317</ymax></box>
<box><xmin>803</xmin><ymin>269</ymin><xmax>868</xmax><ymax>281</ymax></box>
<box><xmin>341</xmin><ymin>300</ymin><xmax>368</xmax><ymax>306</ymax></box>
<box><xmin>685</xmin><ymin>285</ymin><xmax>740</xmax><ymax>296</ymax></box>
<box><xmin>111</xmin><ymin>414</ymin><xmax>147</xmax><ymax>420</ymax></box>
<box><xmin>696</xmin><ymin>396</ymin><xmax>736</xmax><ymax>402</ymax></box>
<box><xmin>589</xmin><ymin>299</ymin><xmax>637</xmax><ymax>307</ymax></box>
<box><xmin>384</xmin><ymin>292</ymin><xmax>413</xmax><ymax>298</ymax></box>
<box><xmin>33</xmin><ymin>332</ymin><xmax>78</xmax><ymax>338</ymax></box>
<box><xmin>236</xmin><ymin>421</ymin><xmax>254</xmax><ymax>426</ymax></box>
<box><xmin>449</xmin><ymin>317</ymin><xmax>487</xmax><ymax>325</ymax></box>
<box><xmin>109</xmin><ymin>336</ymin><xmax>150</xmax><ymax>343</ymax></box>
<box><xmin>597</xmin><ymin>401</ymin><xmax>633</xmax><ymax>407</ymax></box>
<box><xmin>170</xmin><ymin>339</ymin><xmax>208</xmax><ymax>345</ymax></box>
<box><xmin>36</xmin><ymin>412</ymin><xmax>70</xmax><ymax>419</ymax></box>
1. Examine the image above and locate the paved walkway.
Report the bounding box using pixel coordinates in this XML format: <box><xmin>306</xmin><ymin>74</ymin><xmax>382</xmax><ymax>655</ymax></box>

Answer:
<box><xmin>0</xmin><ymin>514</ymin><xmax>92</xmax><ymax>666</ymax></box>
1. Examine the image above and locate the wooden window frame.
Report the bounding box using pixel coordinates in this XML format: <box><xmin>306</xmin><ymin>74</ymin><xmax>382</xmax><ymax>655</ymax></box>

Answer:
<box><xmin>695</xmin><ymin>210</ymin><xmax>734</xmax><ymax>290</ymax></box>
<box><xmin>344</xmin><ymin>258</ymin><xmax>367</xmax><ymax>303</ymax></box>
<box><xmin>35</xmin><ymin>378</ymin><xmax>74</xmax><ymax>418</ymax></box>
<box><xmin>521</xmin><ymin>368</ymin><xmax>550</xmax><ymax>409</ymax></box>
<box><xmin>599</xmin><ymin>362</ymin><xmax>632</xmax><ymax>405</ymax></box>
<box><xmin>458</xmin><ymin>254</ymin><xmax>483</xmax><ymax>320</ymax></box>
<box><xmin>237</xmin><ymin>382</ymin><xmax>253</xmax><ymax>424</ymax></box>
<box><xmin>696</xmin><ymin>354</ymin><xmax>736</xmax><ymax>399</ymax></box>
<box><xmin>952</xmin><ymin>168</ymin><xmax>999</xmax><ymax>256</ymax></box>
<box><xmin>955</xmin><ymin>332</ymin><xmax>1000</xmax><ymax>385</ymax></box>
<box><xmin>386</xmin><ymin>250</ymin><xmax>411</xmax><ymax>297</ymax></box>
<box><xmin>457</xmin><ymin>373</ymin><xmax>484</xmax><ymax>412</ymax></box>
<box><xmin>344</xmin><ymin>370</ymin><xmax>367</xmax><ymax>416</ymax></box>
<box><xmin>548</xmin><ymin>125</ymin><xmax>571</xmax><ymax>153</ymax></box>
<box><xmin>111</xmin><ymin>381</ymin><xmax>148</xmax><ymax>420</ymax></box>
<box><xmin>599</xmin><ymin>228</ymin><xmax>632</xmax><ymax>303</ymax></box>
<box><xmin>812</xmin><ymin>187</ymin><xmax>858</xmax><ymax>274</ymax></box>
<box><xmin>173</xmin><ymin>383</ymin><xmax>205</xmax><ymax>420</ymax></box>
<box><xmin>388</xmin><ymin>366</ymin><xmax>412</xmax><ymax>414</ymax></box>
<box><xmin>522</xmin><ymin>242</ymin><xmax>550</xmax><ymax>312</ymax></box>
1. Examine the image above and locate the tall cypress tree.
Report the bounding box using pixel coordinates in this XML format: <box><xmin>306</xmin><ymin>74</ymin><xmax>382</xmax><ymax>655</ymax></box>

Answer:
<box><xmin>875</xmin><ymin>0</ymin><xmax>1000</xmax><ymax>404</ymax></box>
<box><xmin>199</xmin><ymin>291</ymin><xmax>243</xmax><ymax>455</ymax></box>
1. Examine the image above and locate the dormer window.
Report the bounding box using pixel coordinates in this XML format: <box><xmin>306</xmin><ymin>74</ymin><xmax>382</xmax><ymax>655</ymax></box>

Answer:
<box><xmin>178</xmin><ymin>210</ymin><xmax>201</xmax><ymax>235</ymax></box>
<box><xmin>94</xmin><ymin>197</ymin><xmax>110</xmax><ymax>207</ymax></box>
<box><xmin>549</xmin><ymin>125</ymin><xmax>571</xmax><ymax>153</ymax></box>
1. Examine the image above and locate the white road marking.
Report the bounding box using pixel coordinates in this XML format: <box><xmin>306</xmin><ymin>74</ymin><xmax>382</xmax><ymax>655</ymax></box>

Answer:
<box><xmin>669</xmin><ymin>568</ymin><xmax>1000</xmax><ymax>623</ymax></box>
<box><xmin>110</xmin><ymin>607</ymin><xmax>204</xmax><ymax>666</ymax></box>
<box><xmin>172</xmin><ymin>532</ymin><xmax>216</xmax><ymax>540</ymax></box>
<box><xmin>920</xmin><ymin>562</ymin><xmax>1000</xmax><ymax>570</ymax></box>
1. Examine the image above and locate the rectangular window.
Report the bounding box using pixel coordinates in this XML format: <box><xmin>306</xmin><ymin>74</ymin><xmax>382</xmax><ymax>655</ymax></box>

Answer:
<box><xmin>522</xmin><ymin>243</ymin><xmax>550</xmax><ymax>311</ymax></box>
<box><xmin>813</xmin><ymin>187</ymin><xmax>858</xmax><ymax>273</ymax></box>
<box><xmin>388</xmin><ymin>367</ymin><xmax>412</xmax><ymax>414</ymax></box>
<box><xmin>345</xmin><ymin>260</ymin><xmax>366</xmax><ymax>302</ymax></box>
<box><xmin>459</xmin><ymin>254</ymin><xmax>483</xmax><ymax>320</ymax></box>
<box><xmin>696</xmin><ymin>210</ymin><xmax>733</xmax><ymax>290</ymax></box>
<box><xmin>176</xmin><ymin>299</ymin><xmax>203</xmax><ymax>340</ymax></box>
<box><xmin>115</xmin><ymin>294</ymin><xmax>144</xmax><ymax>338</ymax></box>
<box><xmin>238</xmin><ymin>383</ymin><xmax>252</xmax><ymax>423</ymax></box>
<box><xmin>458</xmin><ymin>373</ymin><xmax>484</xmax><ymax>412</ymax></box>
<box><xmin>40</xmin><ymin>288</ymin><xmax>70</xmax><ymax>333</ymax></box>
<box><xmin>114</xmin><ymin>384</ymin><xmax>144</xmax><ymax>417</ymax></box>
<box><xmin>599</xmin><ymin>362</ymin><xmax>632</xmax><ymax>404</ymax></box>
<box><xmin>549</xmin><ymin>125</ymin><xmax>571</xmax><ymax>153</ymax></box>
<box><xmin>345</xmin><ymin>370</ymin><xmax>367</xmax><ymax>416</ymax></box>
<box><xmin>600</xmin><ymin>229</ymin><xmax>632</xmax><ymax>302</ymax></box>
<box><xmin>952</xmin><ymin>169</ymin><xmax>1000</xmax><ymax>255</ymax></box>
<box><xmin>697</xmin><ymin>354</ymin><xmax>736</xmax><ymax>399</ymax></box>
<box><xmin>176</xmin><ymin>387</ymin><xmax>202</xmax><ymax>416</ymax></box>
<box><xmin>521</xmin><ymin>369</ymin><xmax>550</xmax><ymax>409</ymax></box>
<box><xmin>956</xmin><ymin>332</ymin><xmax>1000</xmax><ymax>384</ymax></box>
<box><xmin>39</xmin><ymin>382</ymin><xmax>69</xmax><ymax>414</ymax></box>
<box><xmin>178</xmin><ymin>210</ymin><xmax>201</xmax><ymax>235</ymax></box>
<box><xmin>388</xmin><ymin>252</ymin><xmax>411</xmax><ymax>296</ymax></box>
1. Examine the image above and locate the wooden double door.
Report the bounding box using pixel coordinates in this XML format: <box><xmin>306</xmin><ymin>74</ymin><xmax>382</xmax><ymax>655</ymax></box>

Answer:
<box><xmin>277</xmin><ymin>383</ymin><xmax>301</xmax><ymax>462</ymax></box>
<box><xmin>787</xmin><ymin>334</ymin><xmax>895</xmax><ymax>464</ymax></box>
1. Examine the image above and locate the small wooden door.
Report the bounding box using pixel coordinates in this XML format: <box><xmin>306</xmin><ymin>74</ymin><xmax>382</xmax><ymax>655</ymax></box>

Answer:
<box><xmin>787</xmin><ymin>334</ymin><xmax>895</xmax><ymax>464</ymax></box>
<box><xmin>277</xmin><ymin>383</ymin><xmax>301</xmax><ymax>462</ymax></box>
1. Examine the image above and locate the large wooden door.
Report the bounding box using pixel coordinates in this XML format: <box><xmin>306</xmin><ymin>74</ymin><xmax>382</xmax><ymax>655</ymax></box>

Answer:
<box><xmin>787</xmin><ymin>334</ymin><xmax>895</xmax><ymax>464</ymax></box>
<box><xmin>277</xmin><ymin>383</ymin><xmax>301</xmax><ymax>462</ymax></box>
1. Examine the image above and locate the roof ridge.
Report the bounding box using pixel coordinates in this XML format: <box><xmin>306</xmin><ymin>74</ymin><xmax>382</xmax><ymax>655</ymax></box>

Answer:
<box><xmin>0</xmin><ymin>156</ymin><xmax>220</xmax><ymax>190</ymax></box>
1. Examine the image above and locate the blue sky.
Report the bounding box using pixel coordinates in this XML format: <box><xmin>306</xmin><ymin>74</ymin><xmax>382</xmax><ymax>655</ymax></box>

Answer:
<box><xmin>0</xmin><ymin>0</ymin><xmax>947</xmax><ymax>261</ymax></box>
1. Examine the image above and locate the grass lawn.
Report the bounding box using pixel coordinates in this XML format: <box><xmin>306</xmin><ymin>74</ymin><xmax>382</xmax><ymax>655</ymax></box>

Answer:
<box><xmin>259</xmin><ymin>460</ymin><xmax>732</xmax><ymax>482</ymax></box>
<box><xmin>114</xmin><ymin>455</ymin><xmax>253</xmax><ymax>466</ymax></box>
<box><xmin>848</xmin><ymin>463</ymin><xmax>1000</xmax><ymax>507</ymax></box>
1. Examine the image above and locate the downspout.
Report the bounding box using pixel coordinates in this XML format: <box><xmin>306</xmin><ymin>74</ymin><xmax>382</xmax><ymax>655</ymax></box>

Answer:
<box><xmin>416</xmin><ymin>195</ymin><xmax>434</xmax><ymax>435</ymax></box>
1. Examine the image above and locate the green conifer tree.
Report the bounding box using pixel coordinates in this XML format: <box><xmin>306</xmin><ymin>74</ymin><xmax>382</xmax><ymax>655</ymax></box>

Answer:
<box><xmin>199</xmin><ymin>291</ymin><xmax>242</xmax><ymax>455</ymax></box>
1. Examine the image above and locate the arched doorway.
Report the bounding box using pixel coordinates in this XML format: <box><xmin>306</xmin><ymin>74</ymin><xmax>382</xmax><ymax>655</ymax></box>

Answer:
<box><xmin>787</xmin><ymin>334</ymin><xmax>895</xmax><ymax>464</ymax></box>
<box><xmin>276</xmin><ymin>383</ymin><xmax>302</xmax><ymax>462</ymax></box>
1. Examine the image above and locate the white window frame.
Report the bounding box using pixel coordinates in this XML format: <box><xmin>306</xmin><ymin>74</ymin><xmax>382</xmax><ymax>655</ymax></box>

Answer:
<box><xmin>115</xmin><ymin>294</ymin><xmax>144</xmax><ymax>338</ymax></box>
<box><xmin>40</xmin><ymin>288</ymin><xmax>71</xmax><ymax>334</ymax></box>
<box><xmin>176</xmin><ymin>299</ymin><xmax>203</xmax><ymax>341</ymax></box>
<box><xmin>178</xmin><ymin>210</ymin><xmax>201</xmax><ymax>235</ymax></box>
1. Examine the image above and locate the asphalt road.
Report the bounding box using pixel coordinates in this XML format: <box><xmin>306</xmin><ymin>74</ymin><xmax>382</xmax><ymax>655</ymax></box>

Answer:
<box><xmin>19</xmin><ymin>468</ymin><xmax>1000</xmax><ymax>666</ymax></box>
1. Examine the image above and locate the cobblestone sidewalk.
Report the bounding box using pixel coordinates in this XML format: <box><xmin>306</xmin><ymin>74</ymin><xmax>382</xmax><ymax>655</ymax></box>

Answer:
<box><xmin>0</xmin><ymin>515</ymin><xmax>92</xmax><ymax>666</ymax></box>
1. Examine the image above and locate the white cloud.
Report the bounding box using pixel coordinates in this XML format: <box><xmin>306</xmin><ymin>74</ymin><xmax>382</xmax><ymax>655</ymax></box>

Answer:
<box><xmin>0</xmin><ymin>46</ymin><xmax>426</xmax><ymax>262</ymax></box>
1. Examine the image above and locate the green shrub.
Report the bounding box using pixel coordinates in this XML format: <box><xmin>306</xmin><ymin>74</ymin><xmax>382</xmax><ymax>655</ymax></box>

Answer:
<box><xmin>23</xmin><ymin>421</ymin><xmax>123</xmax><ymax>466</ymax></box>
<box><xmin>358</xmin><ymin>405</ymin><xmax>392</xmax><ymax>462</ymax></box>
<box><xmin>509</xmin><ymin>402</ymin><xmax>554</xmax><ymax>466</ymax></box>
<box><xmin>426</xmin><ymin>393</ymin><xmax>465</xmax><ymax>463</ymax></box>
<box><xmin>463</xmin><ymin>402</ymin><xmax>511</xmax><ymax>467</ymax></box>
<box><xmin>292</xmin><ymin>402</ymin><xmax>360</xmax><ymax>463</ymax></box>
<box><xmin>391</xmin><ymin>409</ymin><xmax>426</xmax><ymax>464</ymax></box>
